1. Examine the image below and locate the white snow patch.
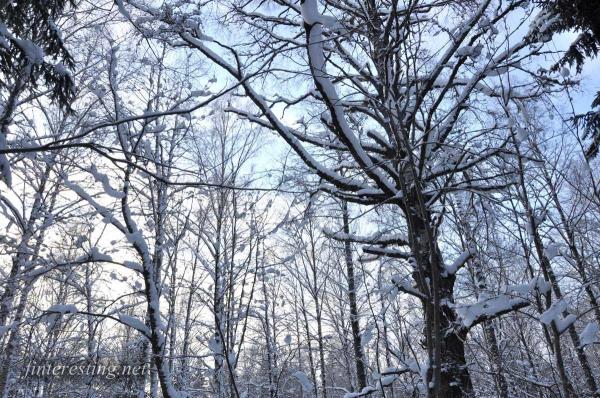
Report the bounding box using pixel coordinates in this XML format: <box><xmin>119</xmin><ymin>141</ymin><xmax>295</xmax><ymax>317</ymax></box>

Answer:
<box><xmin>89</xmin><ymin>165</ymin><xmax>126</xmax><ymax>199</ymax></box>
<box><xmin>580</xmin><ymin>322</ymin><xmax>600</xmax><ymax>347</ymax></box>
<box><xmin>456</xmin><ymin>295</ymin><xmax>527</xmax><ymax>328</ymax></box>
<box><xmin>293</xmin><ymin>371</ymin><xmax>314</xmax><ymax>392</ymax></box>
<box><xmin>544</xmin><ymin>244</ymin><xmax>559</xmax><ymax>260</ymax></box>
<box><xmin>118</xmin><ymin>314</ymin><xmax>150</xmax><ymax>335</ymax></box>
<box><xmin>539</xmin><ymin>300</ymin><xmax>576</xmax><ymax>334</ymax></box>
<box><xmin>47</xmin><ymin>304</ymin><xmax>78</xmax><ymax>314</ymax></box>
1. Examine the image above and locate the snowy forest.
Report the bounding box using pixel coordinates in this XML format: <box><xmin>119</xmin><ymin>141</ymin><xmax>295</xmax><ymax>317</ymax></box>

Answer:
<box><xmin>2</xmin><ymin>0</ymin><xmax>600</xmax><ymax>397</ymax></box>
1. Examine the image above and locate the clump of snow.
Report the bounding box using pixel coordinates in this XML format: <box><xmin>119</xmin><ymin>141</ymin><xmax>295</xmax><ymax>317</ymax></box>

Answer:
<box><xmin>47</xmin><ymin>304</ymin><xmax>78</xmax><ymax>314</ymax></box>
<box><xmin>487</xmin><ymin>65</ymin><xmax>509</xmax><ymax>76</ymax></box>
<box><xmin>190</xmin><ymin>90</ymin><xmax>209</xmax><ymax>97</ymax></box>
<box><xmin>54</xmin><ymin>62</ymin><xmax>70</xmax><ymax>76</ymax></box>
<box><xmin>208</xmin><ymin>336</ymin><xmax>222</xmax><ymax>353</ymax></box>
<box><xmin>544</xmin><ymin>244</ymin><xmax>559</xmax><ymax>260</ymax></box>
<box><xmin>0</xmin><ymin>324</ymin><xmax>13</xmax><ymax>337</ymax></box>
<box><xmin>89</xmin><ymin>165</ymin><xmax>126</xmax><ymax>199</ymax></box>
<box><xmin>539</xmin><ymin>300</ymin><xmax>576</xmax><ymax>334</ymax></box>
<box><xmin>444</xmin><ymin>248</ymin><xmax>476</xmax><ymax>275</ymax></box>
<box><xmin>45</xmin><ymin>304</ymin><xmax>78</xmax><ymax>330</ymax></box>
<box><xmin>293</xmin><ymin>371</ymin><xmax>314</xmax><ymax>392</ymax></box>
<box><xmin>527</xmin><ymin>11</ymin><xmax>559</xmax><ymax>42</ymax></box>
<box><xmin>455</xmin><ymin>44</ymin><xmax>483</xmax><ymax>58</ymax></box>
<box><xmin>90</xmin><ymin>246</ymin><xmax>112</xmax><ymax>262</ymax></box>
<box><xmin>456</xmin><ymin>295</ymin><xmax>527</xmax><ymax>328</ymax></box>
<box><xmin>123</xmin><ymin>260</ymin><xmax>143</xmax><ymax>273</ymax></box>
<box><xmin>118</xmin><ymin>314</ymin><xmax>150</xmax><ymax>336</ymax></box>
<box><xmin>505</xmin><ymin>277</ymin><xmax>551</xmax><ymax>296</ymax></box>
<box><xmin>515</xmin><ymin>125</ymin><xmax>528</xmax><ymax>143</ymax></box>
<box><xmin>580</xmin><ymin>322</ymin><xmax>599</xmax><ymax>347</ymax></box>
<box><xmin>380</xmin><ymin>373</ymin><xmax>397</xmax><ymax>386</ymax></box>
<box><xmin>227</xmin><ymin>352</ymin><xmax>237</xmax><ymax>366</ymax></box>
<box><xmin>14</xmin><ymin>38</ymin><xmax>45</xmax><ymax>64</ymax></box>
<box><xmin>361</xmin><ymin>324</ymin><xmax>374</xmax><ymax>348</ymax></box>
<box><xmin>343</xmin><ymin>386</ymin><xmax>379</xmax><ymax>398</ymax></box>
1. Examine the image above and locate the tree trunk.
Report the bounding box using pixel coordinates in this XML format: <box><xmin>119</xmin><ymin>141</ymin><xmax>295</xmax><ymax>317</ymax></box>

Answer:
<box><xmin>341</xmin><ymin>201</ymin><xmax>367</xmax><ymax>391</ymax></box>
<box><xmin>0</xmin><ymin>281</ymin><xmax>33</xmax><ymax>398</ymax></box>
<box><xmin>409</xmin><ymin>210</ymin><xmax>473</xmax><ymax>397</ymax></box>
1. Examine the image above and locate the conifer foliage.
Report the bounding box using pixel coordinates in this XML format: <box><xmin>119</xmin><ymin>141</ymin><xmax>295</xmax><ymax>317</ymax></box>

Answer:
<box><xmin>0</xmin><ymin>0</ymin><xmax>76</xmax><ymax>107</ymax></box>
<box><xmin>537</xmin><ymin>0</ymin><xmax>600</xmax><ymax>158</ymax></box>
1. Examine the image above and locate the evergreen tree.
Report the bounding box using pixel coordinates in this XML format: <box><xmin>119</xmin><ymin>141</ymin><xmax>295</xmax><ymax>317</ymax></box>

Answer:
<box><xmin>0</xmin><ymin>0</ymin><xmax>76</xmax><ymax>108</ymax></box>
<box><xmin>536</xmin><ymin>0</ymin><xmax>600</xmax><ymax>158</ymax></box>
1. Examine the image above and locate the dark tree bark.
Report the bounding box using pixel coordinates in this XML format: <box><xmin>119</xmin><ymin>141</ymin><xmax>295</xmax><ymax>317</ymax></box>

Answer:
<box><xmin>341</xmin><ymin>201</ymin><xmax>368</xmax><ymax>391</ymax></box>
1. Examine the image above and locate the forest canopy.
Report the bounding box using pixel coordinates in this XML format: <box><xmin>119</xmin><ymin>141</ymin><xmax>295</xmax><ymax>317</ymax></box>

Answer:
<box><xmin>1</xmin><ymin>0</ymin><xmax>600</xmax><ymax>397</ymax></box>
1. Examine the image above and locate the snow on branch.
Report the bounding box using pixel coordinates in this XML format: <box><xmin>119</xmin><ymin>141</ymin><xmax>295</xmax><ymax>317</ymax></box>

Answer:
<box><xmin>323</xmin><ymin>229</ymin><xmax>412</xmax><ymax>261</ymax></box>
<box><xmin>62</xmin><ymin>175</ymin><xmax>128</xmax><ymax>234</ymax></box>
<box><xmin>456</xmin><ymin>294</ymin><xmax>529</xmax><ymax>329</ymax></box>
<box><xmin>580</xmin><ymin>323</ymin><xmax>600</xmax><ymax>347</ymax></box>
<box><xmin>504</xmin><ymin>277</ymin><xmax>551</xmax><ymax>296</ymax></box>
<box><xmin>46</xmin><ymin>304</ymin><xmax>78</xmax><ymax>315</ymax></box>
<box><xmin>88</xmin><ymin>165</ymin><xmax>125</xmax><ymax>199</ymax></box>
<box><xmin>454</xmin><ymin>278</ymin><xmax>576</xmax><ymax>332</ymax></box>
<box><xmin>44</xmin><ymin>304</ymin><xmax>79</xmax><ymax>329</ymax></box>
<box><xmin>118</xmin><ymin>313</ymin><xmax>151</xmax><ymax>337</ymax></box>
<box><xmin>342</xmin><ymin>367</ymin><xmax>410</xmax><ymax>398</ymax></box>
<box><xmin>300</xmin><ymin>0</ymin><xmax>398</xmax><ymax>196</ymax></box>
<box><xmin>443</xmin><ymin>247</ymin><xmax>477</xmax><ymax>276</ymax></box>
<box><xmin>292</xmin><ymin>371</ymin><xmax>314</xmax><ymax>393</ymax></box>
<box><xmin>391</xmin><ymin>275</ymin><xmax>427</xmax><ymax>299</ymax></box>
<box><xmin>324</xmin><ymin>229</ymin><xmax>409</xmax><ymax>246</ymax></box>
<box><xmin>539</xmin><ymin>300</ymin><xmax>577</xmax><ymax>334</ymax></box>
<box><xmin>363</xmin><ymin>246</ymin><xmax>412</xmax><ymax>260</ymax></box>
